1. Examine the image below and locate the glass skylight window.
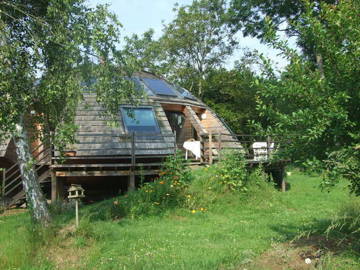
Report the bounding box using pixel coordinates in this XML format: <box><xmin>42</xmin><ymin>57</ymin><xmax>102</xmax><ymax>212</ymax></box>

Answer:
<box><xmin>121</xmin><ymin>107</ymin><xmax>160</xmax><ymax>134</ymax></box>
<box><xmin>141</xmin><ymin>78</ymin><xmax>178</xmax><ymax>97</ymax></box>
<box><xmin>177</xmin><ymin>87</ymin><xmax>197</xmax><ymax>100</ymax></box>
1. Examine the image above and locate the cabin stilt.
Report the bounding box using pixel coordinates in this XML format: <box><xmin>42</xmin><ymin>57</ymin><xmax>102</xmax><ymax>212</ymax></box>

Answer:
<box><xmin>51</xmin><ymin>170</ymin><xmax>63</xmax><ymax>202</ymax></box>
<box><xmin>128</xmin><ymin>173</ymin><xmax>135</xmax><ymax>191</ymax></box>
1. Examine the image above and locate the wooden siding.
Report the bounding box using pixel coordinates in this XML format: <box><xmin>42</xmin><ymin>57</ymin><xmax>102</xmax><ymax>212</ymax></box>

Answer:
<box><xmin>200</xmin><ymin>109</ymin><xmax>242</xmax><ymax>150</ymax></box>
<box><xmin>57</xmin><ymin>94</ymin><xmax>175</xmax><ymax>157</ymax></box>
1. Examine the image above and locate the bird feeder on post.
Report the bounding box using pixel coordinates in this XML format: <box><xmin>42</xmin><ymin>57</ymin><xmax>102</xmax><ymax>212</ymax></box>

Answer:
<box><xmin>67</xmin><ymin>184</ymin><xmax>85</xmax><ymax>227</ymax></box>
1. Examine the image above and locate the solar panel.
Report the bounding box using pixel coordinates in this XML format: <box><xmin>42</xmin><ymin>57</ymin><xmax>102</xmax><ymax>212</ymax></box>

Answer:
<box><xmin>177</xmin><ymin>87</ymin><xmax>197</xmax><ymax>101</ymax></box>
<box><xmin>141</xmin><ymin>78</ymin><xmax>178</xmax><ymax>97</ymax></box>
<box><xmin>130</xmin><ymin>77</ymin><xmax>145</xmax><ymax>93</ymax></box>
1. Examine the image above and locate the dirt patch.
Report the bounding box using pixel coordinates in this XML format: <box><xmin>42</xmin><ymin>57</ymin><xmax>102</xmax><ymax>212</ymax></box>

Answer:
<box><xmin>247</xmin><ymin>235</ymin><xmax>345</xmax><ymax>270</ymax></box>
<box><xmin>41</xmin><ymin>224</ymin><xmax>95</xmax><ymax>270</ymax></box>
<box><xmin>0</xmin><ymin>208</ymin><xmax>27</xmax><ymax>217</ymax></box>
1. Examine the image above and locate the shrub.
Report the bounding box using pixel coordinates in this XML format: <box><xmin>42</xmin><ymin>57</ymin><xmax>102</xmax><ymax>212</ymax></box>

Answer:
<box><xmin>210</xmin><ymin>150</ymin><xmax>248</xmax><ymax>191</ymax></box>
<box><xmin>110</xmin><ymin>152</ymin><xmax>193</xmax><ymax>219</ymax></box>
<box><xmin>324</xmin><ymin>145</ymin><xmax>360</xmax><ymax>196</ymax></box>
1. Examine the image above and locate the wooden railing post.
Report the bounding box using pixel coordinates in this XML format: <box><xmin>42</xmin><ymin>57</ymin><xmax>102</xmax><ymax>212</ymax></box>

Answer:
<box><xmin>199</xmin><ymin>135</ymin><xmax>204</xmax><ymax>163</ymax></box>
<box><xmin>218</xmin><ymin>132</ymin><xmax>222</xmax><ymax>161</ymax></box>
<box><xmin>2</xmin><ymin>169</ymin><xmax>5</xmax><ymax>197</ymax></box>
<box><xmin>129</xmin><ymin>132</ymin><xmax>136</xmax><ymax>191</ymax></box>
<box><xmin>209</xmin><ymin>131</ymin><xmax>213</xmax><ymax>165</ymax></box>
<box><xmin>174</xmin><ymin>130</ymin><xmax>177</xmax><ymax>152</ymax></box>
<box><xmin>266</xmin><ymin>135</ymin><xmax>271</xmax><ymax>160</ymax></box>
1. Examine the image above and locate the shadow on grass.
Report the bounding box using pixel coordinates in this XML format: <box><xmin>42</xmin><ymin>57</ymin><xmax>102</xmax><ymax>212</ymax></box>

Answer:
<box><xmin>269</xmin><ymin>205</ymin><xmax>360</xmax><ymax>263</ymax></box>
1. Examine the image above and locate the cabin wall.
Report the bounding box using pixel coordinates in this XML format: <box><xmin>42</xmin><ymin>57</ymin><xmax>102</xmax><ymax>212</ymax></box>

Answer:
<box><xmin>200</xmin><ymin>109</ymin><xmax>230</xmax><ymax>135</ymax></box>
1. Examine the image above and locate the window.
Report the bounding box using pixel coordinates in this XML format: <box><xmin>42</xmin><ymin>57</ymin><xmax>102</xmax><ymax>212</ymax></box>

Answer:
<box><xmin>121</xmin><ymin>107</ymin><xmax>160</xmax><ymax>134</ymax></box>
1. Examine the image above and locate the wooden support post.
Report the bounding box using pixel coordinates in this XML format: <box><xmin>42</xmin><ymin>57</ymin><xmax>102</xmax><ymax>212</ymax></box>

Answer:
<box><xmin>209</xmin><ymin>131</ymin><xmax>213</xmax><ymax>165</ymax></box>
<box><xmin>199</xmin><ymin>135</ymin><xmax>204</xmax><ymax>163</ymax></box>
<box><xmin>51</xmin><ymin>170</ymin><xmax>57</xmax><ymax>202</ymax></box>
<box><xmin>281</xmin><ymin>165</ymin><xmax>286</xmax><ymax>192</ymax></box>
<box><xmin>266</xmin><ymin>136</ymin><xmax>271</xmax><ymax>160</ymax></box>
<box><xmin>75</xmin><ymin>199</ymin><xmax>79</xmax><ymax>227</ymax></box>
<box><xmin>129</xmin><ymin>132</ymin><xmax>136</xmax><ymax>191</ymax></box>
<box><xmin>218</xmin><ymin>132</ymin><xmax>222</xmax><ymax>161</ymax></box>
<box><xmin>1</xmin><ymin>169</ymin><xmax>5</xmax><ymax>197</ymax></box>
<box><xmin>174</xmin><ymin>131</ymin><xmax>177</xmax><ymax>152</ymax></box>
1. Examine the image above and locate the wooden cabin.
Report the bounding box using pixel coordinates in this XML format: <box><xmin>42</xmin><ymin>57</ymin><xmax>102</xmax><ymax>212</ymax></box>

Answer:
<box><xmin>1</xmin><ymin>71</ymin><xmax>243</xmax><ymax>206</ymax></box>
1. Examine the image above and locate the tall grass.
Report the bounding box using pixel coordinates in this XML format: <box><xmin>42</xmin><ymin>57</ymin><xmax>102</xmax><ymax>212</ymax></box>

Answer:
<box><xmin>0</xmin><ymin>158</ymin><xmax>359</xmax><ymax>269</ymax></box>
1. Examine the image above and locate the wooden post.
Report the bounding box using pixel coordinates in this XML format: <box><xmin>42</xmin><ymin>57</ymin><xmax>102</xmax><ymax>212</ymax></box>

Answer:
<box><xmin>75</xmin><ymin>199</ymin><xmax>79</xmax><ymax>227</ymax></box>
<box><xmin>174</xmin><ymin>130</ymin><xmax>177</xmax><ymax>152</ymax></box>
<box><xmin>1</xmin><ymin>169</ymin><xmax>5</xmax><ymax>197</ymax></box>
<box><xmin>199</xmin><ymin>135</ymin><xmax>204</xmax><ymax>163</ymax></box>
<box><xmin>281</xmin><ymin>165</ymin><xmax>286</xmax><ymax>192</ymax></box>
<box><xmin>51</xmin><ymin>170</ymin><xmax>57</xmax><ymax>202</ymax></box>
<box><xmin>266</xmin><ymin>136</ymin><xmax>271</xmax><ymax>160</ymax></box>
<box><xmin>218</xmin><ymin>132</ymin><xmax>222</xmax><ymax>161</ymax></box>
<box><xmin>209</xmin><ymin>131</ymin><xmax>213</xmax><ymax>165</ymax></box>
<box><xmin>129</xmin><ymin>132</ymin><xmax>136</xmax><ymax>191</ymax></box>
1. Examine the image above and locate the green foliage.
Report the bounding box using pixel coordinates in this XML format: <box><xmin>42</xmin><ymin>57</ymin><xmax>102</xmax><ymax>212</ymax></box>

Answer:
<box><xmin>1</xmin><ymin>172</ymin><xmax>359</xmax><ymax>269</ymax></box>
<box><xmin>251</xmin><ymin>1</ymin><xmax>360</xmax><ymax>171</ymax></box>
<box><xmin>211</xmin><ymin>150</ymin><xmax>248</xmax><ymax>191</ymax></box>
<box><xmin>203</xmin><ymin>59</ymin><xmax>262</xmax><ymax>134</ymax></box>
<box><xmin>160</xmin><ymin>0</ymin><xmax>236</xmax><ymax>97</ymax></box>
<box><xmin>0</xmin><ymin>0</ymin><xmax>137</xmax><ymax>150</ymax></box>
<box><xmin>110</xmin><ymin>152</ymin><xmax>193</xmax><ymax>219</ymax></box>
<box><xmin>323</xmin><ymin>145</ymin><xmax>360</xmax><ymax>196</ymax></box>
<box><xmin>325</xmin><ymin>200</ymin><xmax>360</xmax><ymax>240</ymax></box>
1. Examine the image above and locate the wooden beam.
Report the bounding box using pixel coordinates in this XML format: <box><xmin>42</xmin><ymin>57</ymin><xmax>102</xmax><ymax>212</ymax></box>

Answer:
<box><xmin>55</xmin><ymin>170</ymin><xmax>159</xmax><ymax>177</ymax></box>
<box><xmin>183</xmin><ymin>106</ymin><xmax>208</xmax><ymax>136</ymax></box>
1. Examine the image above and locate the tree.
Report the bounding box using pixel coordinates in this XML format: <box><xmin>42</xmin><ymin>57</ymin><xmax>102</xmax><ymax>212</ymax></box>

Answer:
<box><xmin>203</xmin><ymin>59</ymin><xmax>261</xmax><ymax>134</ymax></box>
<box><xmin>252</xmin><ymin>0</ymin><xmax>360</xmax><ymax>187</ymax></box>
<box><xmin>122</xmin><ymin>29</ymin><xmax>167</xmax><ymax>75</ymax></box>
<box><xmin>0</xmin><ymin>0</ymin><xmax>136</xmax><ymax>225</ymax></box>
<box><xmin>161</xmin><ymin>0</ymin><xmax>237</xmax><ymax>97</ymax></box>
<box><xmin>227</xmin><ymin>0</ymin><xmax>338</xmax><ymax>61</ymax></box>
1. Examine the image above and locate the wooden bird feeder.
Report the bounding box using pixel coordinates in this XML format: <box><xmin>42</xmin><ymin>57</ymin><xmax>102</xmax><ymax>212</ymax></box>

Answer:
<box><xmin>67</xmin><ymin>184</ymin><xmax>85</xmax><ymax>227</ymax></box>
<box><xmin>68</xmin><ymin>184</ymin><xmax>85</xmax><ymax>199</ymax></box>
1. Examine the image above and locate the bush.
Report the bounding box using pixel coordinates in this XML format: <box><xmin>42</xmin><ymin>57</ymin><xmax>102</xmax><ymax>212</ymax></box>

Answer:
<box><xmin>210</xmin><ymin>150</ymin><xmax>248</xmax><ymax>191</ymax></box>
<box><xmin>110</xmin><ymin>152</ymin><xmax>193</xmax><ymax>219</ymax></box>
<box><xmin>324</xmin><ymin>145</ymin><xmax>360</xmax><ymax>196</ymax></box>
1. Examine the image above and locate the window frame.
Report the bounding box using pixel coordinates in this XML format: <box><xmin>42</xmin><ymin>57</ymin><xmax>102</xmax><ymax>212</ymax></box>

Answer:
<box><xmin>120</xmin><ymin>106</ymin><xmax>161</xmax><ymax>135</ymax></box>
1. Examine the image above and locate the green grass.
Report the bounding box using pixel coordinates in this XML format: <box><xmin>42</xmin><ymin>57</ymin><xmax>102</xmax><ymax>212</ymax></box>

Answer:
<box><xmin>0</xmin><ymin>169</ymin><xmax>359</xmax><ymax>270</ymax></box>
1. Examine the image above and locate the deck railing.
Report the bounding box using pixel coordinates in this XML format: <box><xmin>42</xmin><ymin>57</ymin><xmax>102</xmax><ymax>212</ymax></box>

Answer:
<box><xmin>198</xmin><ymin>132</ymin><xmax>291</xmax><ymax>165</ymax></box>
<box><xmin>2</xmin><ymin>142</ymin><xmax>51</xmax><ymax>198</ymax></box>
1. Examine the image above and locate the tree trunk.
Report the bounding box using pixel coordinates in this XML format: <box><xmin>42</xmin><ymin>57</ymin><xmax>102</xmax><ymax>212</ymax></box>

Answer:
<box><xmin>316</xmin><ymin>53</ymin><xmax>325</xmax><ymax>79</ymax></box>
<box><xmin>198</xmin><ymin>79</ymin><xmax>203</xmax><ymax>98</ymax></box>
<box><xmin>14</xmin><ymin>115</ymin><xmax>51</xmax><ymax>226</ymax></box>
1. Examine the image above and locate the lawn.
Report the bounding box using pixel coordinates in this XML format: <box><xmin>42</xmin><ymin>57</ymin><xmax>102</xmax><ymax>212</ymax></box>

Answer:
<box><xmin>0</xmin><ymin>169</ymin><xmax>359</xmax><ymax>270</ymax></box>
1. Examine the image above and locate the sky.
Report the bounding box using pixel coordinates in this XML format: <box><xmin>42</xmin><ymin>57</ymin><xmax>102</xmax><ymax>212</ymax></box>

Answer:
<box><xmin>87</xmin><ymin>0</ymin><xmax>293</xmax><ymax>70</ymax></box>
